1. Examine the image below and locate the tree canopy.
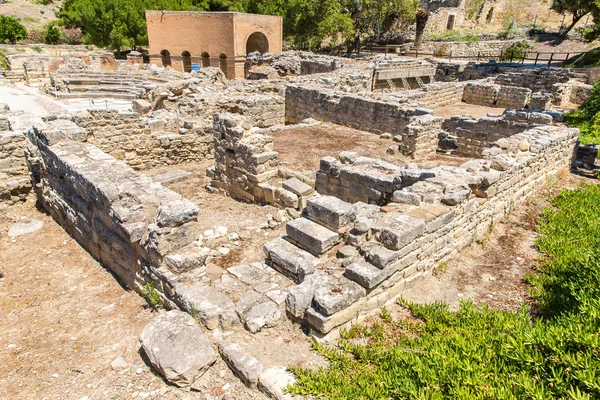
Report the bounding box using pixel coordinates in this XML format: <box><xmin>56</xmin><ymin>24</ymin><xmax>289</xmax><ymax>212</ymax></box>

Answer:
<box><xmin>58</xmin><ymin>0</ymin><xmax>418</xmax><ymax>53</ymax></box>
<box><xmin>0</xmin><ymin>15</ymin><xmax>28</xmax><ymax>44</ymax></box>
<box><xmin>551</xmin><ymin>0</ymin><xmax>600</xmax><ymax>36</ymax></box>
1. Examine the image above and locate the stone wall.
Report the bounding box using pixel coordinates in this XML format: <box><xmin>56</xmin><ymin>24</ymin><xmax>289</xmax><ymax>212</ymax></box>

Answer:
<box><xmin>26</xmin><ymin>122</ymin><xmax>209</xmax><ymax>308</ymax></box>
<box><xmin>285</xmin><ymin>84</ymin><xmax>420</xmax><ymax>135</ymax></box>
<box><xmin>441</xmin><ymin>111</ymin><xmax>552</xmax><ymax>157</ymax></box>
<box><xmin>293</xmin><ymin>123</ymin><xmax>578</xmax><ymax>337</ymax></box>
<box><xmin>418</xmin><ymin>40</ymin><xmax>514</xmax><ymax>58</ymax></box>
<box><xmin>71</xmin><ymin>110</ymin><xmax>213</xmax><ymax>170</ymax></box>
<box><xmin>396</xmin><ymin>81</ymin><xmax>467</xmax><ymax>109</ymax></box>
<box><xmin>0</xmin><ymin>116</ymin><xmax>31</xmax><ymax>205</ymax></box>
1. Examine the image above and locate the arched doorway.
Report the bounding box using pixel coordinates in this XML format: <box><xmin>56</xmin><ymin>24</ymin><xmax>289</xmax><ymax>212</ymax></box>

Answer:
<box><xmin>160</xmin><ymin>50</ymin><xmax>171</xmax><ymax>67</ymax></box>
<box><xmin>219</xmin><ymin>54</ymin><xmax>227</xmax><ymax>78</ymax></box>
<box><xmin>182</xmin><ymin>51</ymin><xmax>192</xmax><ymax>72</ymax></box>
<box><xmin>201</xmin><ymin>52</ymin><xmax>210</xmax><ymax>68</ymax></box>
<box><xmin>246</xmin><ymin>32</ymin><xmax>269</xmax><ymax>54</ymax></box>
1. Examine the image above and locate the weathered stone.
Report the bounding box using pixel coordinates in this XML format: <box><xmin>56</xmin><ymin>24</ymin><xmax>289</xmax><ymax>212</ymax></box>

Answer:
<box><xmin>139</xmin><ymin>311</ymin><xmax>216</xmax><ymax>387</ymax></box>
<box><xmin>376</xmin><ymin>214</ymin><xmax>426</xmax><ymax>250</ymax></box>
<box><xmin>344</xmin><ymin>259</ymin><xmax>383</xmax><ymax>289</ymax></box>
<box><xmin>282</xmin><ymin>178</ymin><xmax>314</xmax><ymax>196</ymax></box>
<box><xmin>244</xmin><ymin>301</ymin><xmax>281</xmax><ymax>333</ymax></box>
<box><xmin>156</xmin><ymin>199</ymin><xmax>199</xmax><ymax>228</ymax></box>
<box><xmin>313</xmin><ymin>277</ymin><xmax>366</xmax><ymax>316</ymax></box>
<box><xmin>235</xmin><ymin>290</ymin><xmax>264</xmax><ymax>319</ymax></box>
<box><xmin>7</xmin><ymin>219</ymin><xmax>44</xmax><ymax>238</ymax></box>
<box><xmin>176</xmin><ymin>285</ymin><xmax>239</xmax><ymax>330</ymax></box>
<box><xmin>259</xmin><ymin>367</ymin><xmax>296</xmax><ymax>400</ymax></box>
<box><xmin>337</xmin><ymin>245</ymin><xmax>358</xmax><ymax>259</ymax></box>
<box><xmin>263</xmin><ymin>237</ymin><xmax>323</xmax><ymax>282</ymax></box>
<box><xmin>228</xmin><ymin>264</ymin><xmax>269</xmax><ymax>286</ymax></box>
<box><xmin>304</xmin><ymin>195</ymin><xmax>355</xmax><ymax>232</ymax></box>
<box><xmin>285</xmin><ymin>271</ymin><xmax>329</xmax><ymax>319</ymax></box>
<box><xmin>286</xmin><ymin>217</ymin><xmax>340</xmax><ymax>255</ymax></box>
<box><xmin>366</xmin><ymin>246</ymin><xmax>398</xmax><ymax>269</ymax></box>
<box><xmin>218</xmin><ymin>340</ymin><xmax>262</xmax><ymax>388</ymax></box>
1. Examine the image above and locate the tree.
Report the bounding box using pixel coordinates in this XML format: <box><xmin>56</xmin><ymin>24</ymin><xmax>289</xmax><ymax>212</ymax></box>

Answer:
<box><xmin>414</xmin><ymin>8</ymin><xmax>429</xmax><ymax>50</ymax></box>
<box><xmin>551</xmin><ymin>0</ymin><xmax>598</xmax><ymax>37</ymax></box>
<box><xmin>0</xmin><ymin>15</ymin><xmax>27</xmax><ymax>44</ymax></box>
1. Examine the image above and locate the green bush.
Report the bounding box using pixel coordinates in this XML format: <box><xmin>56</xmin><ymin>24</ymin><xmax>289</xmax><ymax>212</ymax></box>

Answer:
<box><xmin>500</xmin><ymin>40</ymin><xmax>533</xmax><ymax>61</ymax></box>
<box><xmin>44</xmin><ymin>24</ymin><xmax>61</xmax><ymax>44</ymax></box>
<box><xmin>0</xmin><ymin>15</ymin><xmax>27</xmax><ymax>44</ymax></box>
<box><xmin>141</xmin><ymin>282</ymin><xmax>163</xmax><ymax>309</ymax></box>
<box><xmin>289</xmin><ymin>183</ymin><xmax>600</xmax><ymax>399</ymax></box>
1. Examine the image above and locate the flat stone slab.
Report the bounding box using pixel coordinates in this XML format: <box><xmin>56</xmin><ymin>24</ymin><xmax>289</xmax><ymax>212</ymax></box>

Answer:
<box><xmin>139</xmin><ymin>310</ymin><xmax>216</xmax><ymax>387</ymax></box>
<box><xmin>245</xmin><ymin>300</ymin><xmax>281</xmax><ymax>333</ymax></box>
<box><xmin>344</xmin><ymin>259</ymin><xmax>382</xmax><ymax>289</ymax></box>
<box><xmin>282</xmin><ymin>177</ymin><xmax>314</xmax><ymax>196</ymax></box>
<box><xmin>235</xmin><ymin>290</ymin><xmax>264</xmax><ymax>320</ymax></box>
<box><xmin>150</xmin><ymin>169</ymin><xmax>192</xmax><ymax>185</ymax></box>
<box><xmin>366</xmin><ymin>246</ymin><xmax>398</xmax><ymax>269</ymax></box>
<box><xmin>286</xmin><ymin>217</ymin><xmax>340</xmax><ymax>256</ymax></box>
<box><xmin>304</xmin><ymin>195</ymin><xmax>355</xmax><ymax>232</ymax></box>
<box><xmin>313</xmin><ymin>277</ymin><xmax>366</xmax><ymax>316</ymax></box>
<box><xmin>286</xmin><ymin>271</ymin><xmax>330</xmax><ymax>319</ymax></box>
<box><xmin>228</xmin><ymin>264</ymin><xmax>269</xmax><ymax>286</ymax></box>
<box><xmin>218</xmin><ymin>340</ymin><xmax>263</xmax><ymax>388</ymax></box>
<box><xmin>8</xmin><ymin>219</ymin><xmax>44</xmax><ymax>238</ymax></box>
<box><xmin>375</xmin><ymin>214</ymin><xmax>426</xmax><ymax>251</ymax></box>
<box><xmin>176</xmin><ymin>285</ymin><xmax>239</xmax><ymax>331</ymax></box>
<box><xmin>263</xmin><ymin>237</ymin><xmax>323</xmax><ymax>283</ymax></box>
<box><xmin>259</xmin><ymin>367</ymin><xmax>296</xmax><ymax>400</ymax></box>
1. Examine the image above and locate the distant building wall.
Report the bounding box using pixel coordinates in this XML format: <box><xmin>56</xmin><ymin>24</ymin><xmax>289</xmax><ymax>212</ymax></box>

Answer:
<box><xmin>146</xmin><ymin>11</ymin><xmax>282</xmax><ymax>79</ymax></box>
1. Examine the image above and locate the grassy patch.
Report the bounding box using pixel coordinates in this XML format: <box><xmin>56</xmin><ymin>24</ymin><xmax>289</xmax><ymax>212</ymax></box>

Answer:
<box><xmin>289</xmin><ymin>183</ymin><xmax>600</xmax><ymax>399</ymax></box>
<box><xmin>427</xmin><ymin>30</ymin><xmax>481</xmax><ymax>43</ymax></box>
<box><xmin>564</xmin><ymin>47</ymin><xmax>600</xmax><ymax>68</ymax></box>
<box><xmin>565</xmin><ymin>81</ymin><xmax>600</xmax><ymax>145</ymax></box>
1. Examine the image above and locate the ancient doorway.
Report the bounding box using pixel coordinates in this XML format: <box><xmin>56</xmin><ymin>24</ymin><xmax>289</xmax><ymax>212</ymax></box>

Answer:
<box><xmin>201</xmin><ymin>52</ymin><xmax>210</xmax><ymax>68</ymax></box>
<box><xmin>182</xmin><ymin>51</ymin><xmax>192</xmax><ymax>72</ymax></box>
<box><xmin>446</xmin><ymin>15</ymin><xmax>456</xmax><ymax>30</ymax></box>
<box><xmin>160</xmin><ymin>50</ymin><xmax>171</xmax><ymax>67</ymax></box>
<box><xmin>246</xmin><ymin>32</ymin><xmax>269</xmax><ymax>54</ymax></box>
<box><xmin>219</xmin><ymin>54</ymin><xmax>227</xmax><ymax>78</ymax></box>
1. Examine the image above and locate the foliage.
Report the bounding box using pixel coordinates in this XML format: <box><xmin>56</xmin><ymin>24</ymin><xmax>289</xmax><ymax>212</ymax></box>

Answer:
<box><xmin>44</xmin><ymin>24</ymin><xmax>61</xmax><ymax>44</ymax></box>
<box><xmin>0</xmin><ymin>49</ymin><xmax>7</xmax><ymax>70</ymax></box>
<box><xmin>551</xmin><ymin>0</ymin><xmax>599</xmax><ymax>36</ymax></box>
<box><xmin>36</xmin><ymin>0</ymin><xmax>54</xmax><ymax>4</ymax></box>
<box><xmin>27</xmin><ymin>28</ymin><xmax>44</xmax><ymax>43</ymax></box>
<box><xmin>141</xmin><ymin>282</ymin><xmax>163</xmax><ymax>309</ymax></box>
<box><xmin>428</xmin><ymin>29</ymin><xmax>481</xmax><ymax>43</ymax></box>
<box><xmin>500</xmin><ymin>40</ymin><xmax>532</xmax><ymax>61</ymax></box>
<box><xmin>31</xmin><ymin>45</ymin><xmax>43</xmax><ymax>53</ymax></box>
<box><xmin>289</xmin><ymin>183</ymin><xmax>600</xmax><ymax>399</ymax></box>
<box><xmin>61</xmin><ymin>27</ymin><xmax>82</xmax><ymax>44</ymax></box>
<box><xmin>464</xmin><ymin>0</ymin><xmax>485</xmax><ymax>20</ymax></box>
<box><xmin>565</xmin><ymin>80</ymin><xmax>600</xmax><ymax>144</ymax></box>
<box><xmin>0</xmin><ymin>15</ymin><xmax>28</xmax><ymax>44</ymax></box>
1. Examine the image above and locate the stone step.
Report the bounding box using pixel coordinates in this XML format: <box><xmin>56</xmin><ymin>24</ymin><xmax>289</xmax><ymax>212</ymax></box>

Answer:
<box><xmin>285</xmin><ymin>217</ymin><xmax>340</xmax><ymax>256</ymax></box>
<box><xmin>263</xmin><ymin>237</ymin><xmax>323</xmax><ymax>283</ymax></box>
<box><xmin>304</xmin><ymin>195</ymin><xmax>355</xmax><ymax>232</ymax></box>
<box><xmin>68</xmin><ymin>85</ymin><xmax>141</xmax><ymax>93</ymax></box>
<box><xmin>49</xmin><ymin>91</ymin><xmax>139</xmax><ymax>100</ymax></box>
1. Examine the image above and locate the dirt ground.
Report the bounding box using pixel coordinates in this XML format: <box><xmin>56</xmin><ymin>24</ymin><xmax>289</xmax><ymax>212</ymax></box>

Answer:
<box><xmin>0</xmin><ymin>198</ymin><xmax>271</xmax><ymax>400</ymax></box>
<box><xmin>402</xmin><ymin>170</ymin><xmax>596</xmax><ymax>312</ymax></box>
<box><xmin>271</xmin><ymin>124</ymin><xmax>471</xmax><ymax>174</ymax></box>
<box><xmin>433</xmin><ymin>103</ymin><xmax>507</xmax><ymax>119</ymax></box>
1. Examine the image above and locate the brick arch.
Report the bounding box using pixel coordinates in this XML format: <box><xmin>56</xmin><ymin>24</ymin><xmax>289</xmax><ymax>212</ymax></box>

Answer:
<box><xmin>160</xmin><ymin>49</ymin><xmax>171</xmax><ymax>67</ymax></box>
<box><xmin>201</xmin><ymin>52</ymin><xmax>210</xmax><ymax>68</ymax></box>
<box><xmin>181</xmin><ymin>51</ymin><xmax>192</xmax><ymax>72</ymax></box>
<box><xmin>245</xmin><ymin>32</ymin><xmax>269</xmax><ymax>55</ymax></box>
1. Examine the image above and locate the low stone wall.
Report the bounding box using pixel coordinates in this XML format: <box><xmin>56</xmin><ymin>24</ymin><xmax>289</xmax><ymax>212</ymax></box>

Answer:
<box><xmin>0</xmin><ymin>117</ymin><xmax>31</xmax><ymax>205</ymax></box>
<box><xmin>418</xmin><ymin>40</ymin><xmax>515</xmax><ymax>59</ymax></box>
<box><xmin>396</xmin><ymin>81</ymin><xmax>467</xmax><ymax>109</ymax></box>
<box><xmin>26</xmin><ymin>121</ymin><xmax>209</xmax><ymax>307</ymax></box>
<box><xmin>72</xmin><ymin>110</ymin><xmax>213</xmax><ymax>170</ymax></box>
<box><xmin>442</xmin><ymin>111</ymin><xmax>551</xmax><ymax>157</ymax></box>
<box><xmin>298</xmin><ymin>124</ymin><xmax>578</xmax><ymax>338</ymax></box>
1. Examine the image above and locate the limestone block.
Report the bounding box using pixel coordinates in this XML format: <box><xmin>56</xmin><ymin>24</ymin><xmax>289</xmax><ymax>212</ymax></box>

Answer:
<box><xmin>285</xmin><ymin>217</ymin><xmax>340</xmax><ymax>255</ymax></box>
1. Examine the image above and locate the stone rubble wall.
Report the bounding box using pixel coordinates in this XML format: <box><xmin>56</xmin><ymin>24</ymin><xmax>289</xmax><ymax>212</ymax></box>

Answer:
<box><xmin>301</xmin><ymin>124</ymin><xmax>578</xmax><ymax>337</ymax></box>
<box><xmin>393</xmin><ymin>81</ymin><xmax>468</xmax><ymax>109</ymax></box>
<box><xmin>441</xmin><ymin>111</ymin><xmax>551</xmax><ymax>157</ymax></box>
<box><xmin>0</xmin><ymin>116</ymin><xmax>31</xmax><ymax>205</ymax></box>
<box><xmin>25</xmin><ymin>121</ymin><xmax>210</xmax><ymax>309</ymax></box>
<box><xmin>417</xmin><ymin>40</ymin><xmax>514</xmax><ymax>58</ymax></box>
<box><xmin>71</xmin><ymin>110</ymin><xmax>213</xmax><ymax>170</ymax></box>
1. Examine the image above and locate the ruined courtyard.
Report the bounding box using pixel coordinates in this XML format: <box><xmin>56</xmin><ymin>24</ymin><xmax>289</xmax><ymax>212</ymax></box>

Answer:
<box><xmin>1</xmin><ymin>46</ymin><xmax>598</xmax><ymax>399</ymax></box>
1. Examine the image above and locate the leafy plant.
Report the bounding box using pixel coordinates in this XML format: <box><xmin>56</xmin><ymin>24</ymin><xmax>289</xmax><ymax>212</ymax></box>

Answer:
<box><xmin>500</xmin><ymin>40</ymin><xmax>533</xmax><ymax>61</ymax></box>
<box><xmin>44</xmin><ymin>24</ymin><xmax>61</xmax><ymax>44</ymax></box>
<box><xmin>0</xmin><ymin>15</ymin><xmax>27</xmax><ymax>44</ymax></box>
<box><xmin>31</xmin><ymin>45</ymin><xmax>43</xmax><ymax>53</ymax></box>
<box><xmin>565</xmin><ymin>80</ymin><xmax>600</xmax><ymax>144</ymax></box>
<box><xmin>141</xmin><ymin>282</ymin><xmax>163</xmax><ymax>309</ymax></box>
<box><xmin>289</xmin><ymin>183</ymin><xmax>600</xmax><ymax>399</ymax></box>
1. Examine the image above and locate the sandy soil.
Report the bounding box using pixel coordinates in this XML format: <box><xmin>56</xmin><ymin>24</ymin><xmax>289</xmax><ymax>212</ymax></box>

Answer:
<box><xmin>433</xmin><ymin>103</ymin><xmax>507</xmax><ymax>119</ymax></box>
<box><xmin>0</xmin><ymin>198</ymin><xmax>269</xmax><ymax>400</ymax></box>
<box><xmin>0</xmin><ymin>0</ymin><xmax>60</xmax><ymax>30</ymax></box>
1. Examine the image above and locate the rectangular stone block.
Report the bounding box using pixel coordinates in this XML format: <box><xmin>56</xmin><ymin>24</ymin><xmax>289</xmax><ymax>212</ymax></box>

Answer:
<box><xmin>304</xmin><ymin>195</ymin><xmax>355</xmax><ymax>232</ymax></box>
<box><xmin>286</xmin><ymin>217</ymin><xmax>340</xmax><ymax>256</ymax></box>
<box><xmin>263</xmin><ymin>237</ymin><xmax>323</xmax><ymax>283</ymax></box>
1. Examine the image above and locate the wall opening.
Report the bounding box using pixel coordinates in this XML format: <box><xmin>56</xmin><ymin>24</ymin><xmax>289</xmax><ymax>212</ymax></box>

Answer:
<box><xmin>201</xmin><ymin>52</ymin><xmax>210</xmax><ymax>68</ymax></box>
<box><xmin>486</xmin><ymin>8</ymin><xmax>494</xmax><ymax>23</ymax></box>
<box><xmin>182</xmin><ymin>51</ymin><xmax>192</xmax><ymax>72</ymax></box>
<box><xmin>160</xmin><ymin>50</ymin><xmax>171</xmax><ymax>67</ymax></box>
<box><xmin>446</xmin><ymin>15</ymin><xmax>456</xmax><ymax>30</ymax></box>
<box><xmin>246</xmin><ymin>32</ymin><xmax>269</xmax><ymax>54</ymax></box>
<box><xmin>219</xmin><ymin>54</ymin><xmax>227</xmax><ymax>78</ymax></box>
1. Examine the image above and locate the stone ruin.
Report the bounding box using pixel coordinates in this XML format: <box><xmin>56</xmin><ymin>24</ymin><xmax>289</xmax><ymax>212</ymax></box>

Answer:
<box><xmin>0</xmin><ymin>50</ymin><xmax>595</xmax><ymax>395</ymax></box>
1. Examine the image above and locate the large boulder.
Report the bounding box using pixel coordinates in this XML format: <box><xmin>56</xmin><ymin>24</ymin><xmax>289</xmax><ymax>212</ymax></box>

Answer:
<box><xmin>139</xmin><ymin>310</ymin><xmax>216</xmax><ymax>387</ymax></box>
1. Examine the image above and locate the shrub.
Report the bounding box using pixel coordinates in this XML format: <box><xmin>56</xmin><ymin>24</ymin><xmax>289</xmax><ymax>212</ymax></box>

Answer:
<box><xmin>0</xmin><ymin>15</ymin><xmax>28</xmax><ymax>44</ymax></box>
<box><xmin>27</xmin><ymin>28</ymin><xmax>44</xmax><ymax>43</ymax></box>
<box><xmin>44</xmin><ymin>24</ymin><xmax>61</xmax><ymax>44</ymax></box>
<box><xmin>289</xmin><ymin>183</ymin><xmax>600</xmax><ymax>398</ymax></box>
<box><xmin>565</xmin><ymin>81</ymin><xmax>600</xmax><ymax>144</ymax></box>
<box><xmin>141</xmin><ymin>282</ymin><xmax>163</xmax><ymax>309</ymax></box>
<box><xmin>61</xmin><ymin>27</ymin><xmax>82</xmax><ymax>45</ymax></box>
<box><xmin>500</xmin><ymin>40</ymin><xmax>533</xmax><ymax>61</ymax></box>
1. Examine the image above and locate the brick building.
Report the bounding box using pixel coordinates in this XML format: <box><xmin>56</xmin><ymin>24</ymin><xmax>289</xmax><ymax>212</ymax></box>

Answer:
<box><xmin>146</xmin><ymin>11</ymin><xmax>283</xmax><ymax>79</ymax></box>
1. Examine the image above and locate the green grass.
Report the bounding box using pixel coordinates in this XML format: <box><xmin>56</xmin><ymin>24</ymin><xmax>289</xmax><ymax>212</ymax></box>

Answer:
<box><xmin>565</xmin><ymin>81</ymin><xmax>600</xmax><ymax>145</ymax></box>
<box><xmin>288</xmin><ymin>183</ymin><xmax>600</xmax><ymax>399</ymax></box>
<box><xmin>427</xmin><ymin>30</ymin><xmax>481</xmax><ymax>43</ymax></box>
<box><xmin>564</xmin><ymin>47</ymin><xmax>600</xmax><ymax>68</ymax></box>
